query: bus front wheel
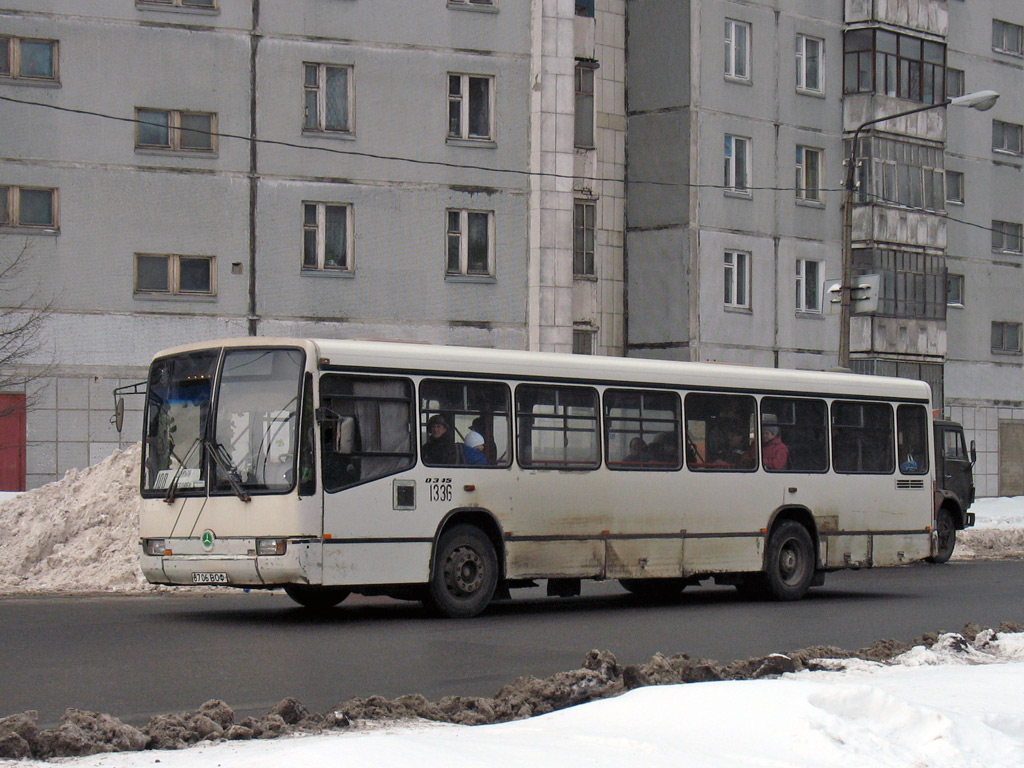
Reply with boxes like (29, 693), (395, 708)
(428, 525), (498, 619)
(763, 521), (815, 601)
(284, 584), (350, 610)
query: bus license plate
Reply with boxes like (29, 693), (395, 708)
(192, 572), (229, 584)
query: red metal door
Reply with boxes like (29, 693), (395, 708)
(0, 394), (26, 491)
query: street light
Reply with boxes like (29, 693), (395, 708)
(838, 90), (999, 369)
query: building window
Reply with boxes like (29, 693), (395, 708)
(448, 0), (494, 6)
(136, 109), (215, 152)
(135, 254), (215, 295)
(0, 185), (57, 229)
(724, 135), (750, 193)
(724, 19), (750, 80)
(574, 60), (597, 149)
(575, 0), (595, 17)
(993, 19), (1024, 56)
(946, 273), (964, 307)
(795, 34), (822, 92)
(946, 170), (964, 204)
(0, 36), (58, 82)
(795, 259), (821, 313)
(303, 64), (352, 134)
(852, 248), (946, 320)
(851, 135), (945, 212)
(572, 329), (595, 355)
(992, 322), (1022, 353)
(724, 250), (750, 309)
(993, 120), (1023, 155)
(795, 146), (822, 202)
(946, 67), (965, 98)
(447, 74), (493, 142)
(992, 221), (1023, 255)
(446, 209), (493, 276)
(573, 199), (596, 276)
(843, 29), (946, 105)
(137, 0), (217, 8)
(303, 202), (352, 272)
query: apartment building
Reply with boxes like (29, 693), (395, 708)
(0, 0), (627, 489)
(626, 0), (1023, 496)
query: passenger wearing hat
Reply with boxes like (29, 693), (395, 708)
(423, 414), (457, 465)
(462, 428), (488, 465)
(761, 413), (788, 470)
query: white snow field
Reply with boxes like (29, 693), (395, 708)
(0, 446), (1022, 767)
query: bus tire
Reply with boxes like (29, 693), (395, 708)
(428, 525), (498, 618)
(763, 521), (815, 601)
(926, 508), (956, 564)
(284, 584), (350, 610)
(619, 578), (688, 601)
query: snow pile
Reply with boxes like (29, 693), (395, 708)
(953, 495), (1024, 560)
(0, 444), (149, 593)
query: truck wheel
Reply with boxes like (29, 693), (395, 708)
(284, 584), (350, 609)
(763, 521), (815, 601)
(428, 525), (498, 618)
(926, 508), (956, 564)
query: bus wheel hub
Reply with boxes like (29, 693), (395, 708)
(446, 546), (483, 595)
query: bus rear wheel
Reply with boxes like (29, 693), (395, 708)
(926, 508), (956, 564)
(284, 584), (350, 609)
(763, 521), (815, 601)
(428, 525), (498, 619)
(619, 578), (688, 602)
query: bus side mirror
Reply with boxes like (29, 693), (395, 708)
(111, 397), (125, 433)
(970, 440), (977, 466)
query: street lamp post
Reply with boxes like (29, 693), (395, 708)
(838, 90), (999, 369)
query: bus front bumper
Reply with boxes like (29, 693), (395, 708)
(140, 538), (321, 587)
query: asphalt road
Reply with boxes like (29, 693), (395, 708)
(1, 559), (1021, 727)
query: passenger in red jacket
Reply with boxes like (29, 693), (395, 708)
(761, 414), (789, 471)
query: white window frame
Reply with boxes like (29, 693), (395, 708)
(574, 60), (597, 149)
(991, 321), (1022, 354)
(795, 258), (822, 313)
(0, 185), (58, 230)
(946, 273), (964, 308)
(724, 134), (751, 193)
(573, 199), (596, 277)
(302, 202), (353, 272)
(446, 208), (494, 277)
(134, 253), (216, 296)
(303, 63), (353, 134)
(993, 120), (1023, 156)
(724, 19), (751, 81)
(945, 170), (964, 205)
(795, 34), (822, 93)
(993, 19), (1024, 56)
(447, 73), (494, 142)
(0, 36), (59, 82)
(946, 68), (965, 99)
(795, 146), (822, 202)
(135, 108), (217, 152)
(724, 250), (750, 309)
(991, 220), (1023, 255)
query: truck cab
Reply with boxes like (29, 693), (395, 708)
(929, 419), (976, 563)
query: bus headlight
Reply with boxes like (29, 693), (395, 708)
(256, 538), (288, 556)
(143, 539), (166, 556)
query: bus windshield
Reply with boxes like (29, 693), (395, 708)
(142, 347), (306, 495)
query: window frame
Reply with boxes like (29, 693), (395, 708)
(724, 19), (751, 81)
(723, 250), (751, 309)
(302, 202), (353, 273)
(946, 273), (964, 307)
(0, 36), (59, 83)
(724, 134), (751, 194)
(795, 258), (822, 314)
(136, 0), (219, 10)
(446, 208), (495, 278)
(419, 378), (512, 469)
(991, 321), (1022, 354)
(135, 108), (217, 153)
(574, 60), (597, 149)
(993, 19), (1024, 56)
(831, 400), (895, 475)
(573, 199), (596, 277)
(945, 170), (964, 205)
(991, 220), (1023, 255)
(515, 384), (602, 471)
(447, 73), (495, 143)
(134, 253), (216, 297)
(795, 34), (823, 93)
(0, 185), (58, 230)
(843, 28), (946, 105)
(945, 67), (965, 99)
(302, 62), (354, 135)
(604, 388), (683, 471)
(795, 145), (823, 202)
(572, 328), (596, 355)
(992, 120), (1023, 156)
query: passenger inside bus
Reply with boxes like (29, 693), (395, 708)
(760, 413), (789, 470)
(422, 414), (458, 465)
(462, 428), (489, 465)
(624, 437), (649, 463)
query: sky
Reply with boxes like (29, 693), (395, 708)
(1, 451), (1023, 766)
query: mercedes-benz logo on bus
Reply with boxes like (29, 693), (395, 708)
(201, 530), (215, 551)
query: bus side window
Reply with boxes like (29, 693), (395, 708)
(760, 397), (828, 473)
(896, 404), (929, 475)
(516, 384), (601, 469)
(604, 388), (681, 470)
(831, 401), (894, 474)
(419, 379), (512, 468)
(684, 392), (757, 471)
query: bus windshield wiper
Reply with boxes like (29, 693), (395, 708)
(163, 438), (201, 504)
(205, 440), (252, 502)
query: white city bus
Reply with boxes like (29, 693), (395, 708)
(138, 337), (941, 617)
